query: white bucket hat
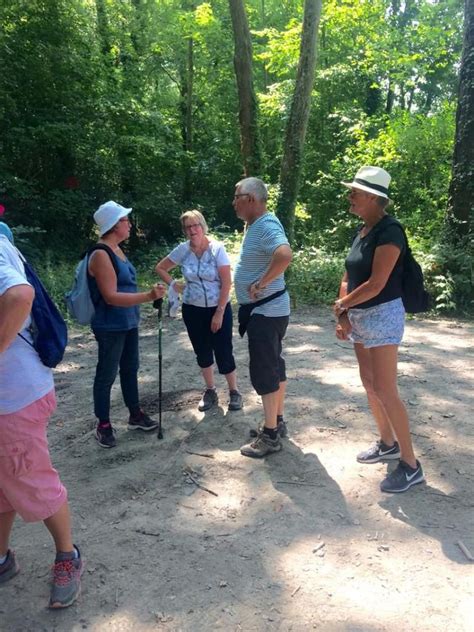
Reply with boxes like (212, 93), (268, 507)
(94, 201), (132, 237)
(342, 166), (391, 199)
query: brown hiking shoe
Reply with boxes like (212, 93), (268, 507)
(240, 432), (282, 458)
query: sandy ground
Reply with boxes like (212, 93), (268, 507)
(2, 305), (473, 631)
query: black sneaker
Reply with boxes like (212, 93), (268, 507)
(198, 388), (218, 412)
(128, 410), (159, 432)
(357, 440), (400, 464)
(380, 460), (425, 493)
(228, 390), (243, 411)
(95, 423), (116, 448)
(249, 419), (288, 439)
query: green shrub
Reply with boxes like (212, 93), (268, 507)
(288, 246), (345, 305)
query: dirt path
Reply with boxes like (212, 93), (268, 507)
(3, 306), (473, 631)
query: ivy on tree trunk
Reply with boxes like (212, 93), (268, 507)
(447, 0), (473, 237)
(276, 0), (322, 243)
(228, 0), (262, 177)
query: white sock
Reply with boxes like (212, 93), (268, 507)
(0, 553), (7, 564)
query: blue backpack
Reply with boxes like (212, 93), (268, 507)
(66, 244), (118, 325)
(17, 255), (68, 368)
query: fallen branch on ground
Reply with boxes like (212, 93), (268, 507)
(135, 529), (161, 537)
(185, 449), (215, 458)
(276, 480), (320, 487)
(183, 469), (218, 497)
(457, 540), (474, 562)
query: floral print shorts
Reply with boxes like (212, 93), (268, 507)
(348, 298), (405, 348)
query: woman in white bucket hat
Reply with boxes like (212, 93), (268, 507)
(88, 201), (165, 448)
(333, 167), (424, 493)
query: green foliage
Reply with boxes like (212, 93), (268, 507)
(423, 231), (474, 313)
(288, 246), (345, 305)
(0, 0), (468, 312)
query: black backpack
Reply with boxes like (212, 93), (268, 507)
(377, 218), (431, 314)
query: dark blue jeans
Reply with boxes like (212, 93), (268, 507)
(93, 328), (140, 421)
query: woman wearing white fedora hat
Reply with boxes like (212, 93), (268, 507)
(334, 166), (424, 493)
(88, 201), (166, 448)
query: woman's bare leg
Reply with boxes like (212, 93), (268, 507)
(0, 511), (16, 556)
(370, 345), (417, 467)
(354, 343), (396, 445)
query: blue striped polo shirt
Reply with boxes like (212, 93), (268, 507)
(234, 212), (290, 317)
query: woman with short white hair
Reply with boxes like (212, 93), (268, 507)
(334, 166), (424, 493)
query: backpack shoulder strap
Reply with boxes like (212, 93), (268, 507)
(87, 244), (119, 275)
(372, 216), (409, 251)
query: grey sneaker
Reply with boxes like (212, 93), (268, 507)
(228, 390), (243, 411)
(380, 460), (424, 493)
(0, 550), (20, 584)
(249, 420), (288, 439)
(240, 432), (282, 458)
(357, 440), (400, 464)
(198, 388), (218, 412)
(49, 546), (83, 609)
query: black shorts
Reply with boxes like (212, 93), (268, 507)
(247, 314), (289, 395)
(182, 303), (236, 375)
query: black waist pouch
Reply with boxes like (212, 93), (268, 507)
(238, 288), (287, 337)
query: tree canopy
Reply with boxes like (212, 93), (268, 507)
(0, 0), (470, 309)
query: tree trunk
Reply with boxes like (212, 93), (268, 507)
(180, 36), (194, 202)
(447, 0), (474, 236)
(276, 0), (322, 242)
(385, 79), (395, 114)
(228, 0), (262, 176)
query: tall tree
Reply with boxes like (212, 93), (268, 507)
(276, 0), (322, 242)
(228, 0), (262, 176)
(447, 0), (473, 236)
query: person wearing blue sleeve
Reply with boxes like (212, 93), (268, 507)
(0, 204), (14, 244)
(233, 178), (292, 458)
(334, 166), (424, 493)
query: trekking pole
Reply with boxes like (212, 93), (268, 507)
(153, 298), (163, 439)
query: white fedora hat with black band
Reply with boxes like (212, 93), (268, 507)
(342, 166), (391, 199)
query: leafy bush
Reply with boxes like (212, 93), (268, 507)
(288, 246), (345, 305)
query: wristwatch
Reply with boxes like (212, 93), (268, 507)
(335, 299), (346, 312)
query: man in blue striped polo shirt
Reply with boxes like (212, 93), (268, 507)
(233, 177), (292, 458)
